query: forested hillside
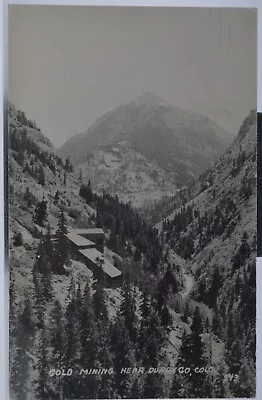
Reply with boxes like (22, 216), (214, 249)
(59, 93), (231, 207)
(158, 109), (257, 397)
(9, 104), (256, 399)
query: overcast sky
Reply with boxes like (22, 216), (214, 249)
(8, 5), (257, 147)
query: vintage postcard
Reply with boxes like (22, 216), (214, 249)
(8, 5), (257, 399)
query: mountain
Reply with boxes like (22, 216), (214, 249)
(76, 144), (178, 208)
(9, 103), (256, 399)
(59, 93), (232, 203)
(8, 102), (53, 149)
(8, 104), (182, 399)
(156, 109), (256, 228)
(157, 109), (256, 397)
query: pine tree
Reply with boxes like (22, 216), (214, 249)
(67, 276), (76, 303)
(213, 363), (228, 398)
(209, 265), (223, 309)
(226, 312), (236, 349)
(129, 378), (141, 399)
(65, 157), (71, 172)
(111, 316), (135, 398)
(63, 172), (67, 186)
(79, 168), (82, 183)
(93, 278), (108, 321)
(120, 278), (138, 342)
(54, 211), (69, 274)
(233, 361), (255, 398)
(227, 338), (242, 375)
(181, 301), (189, 323)
(24, 186), (33, 207)
(97, 327), (115, 399)
(13, 231), (23, 247)
(160, 304), (173, 332)
(50, 300), (65, 364)
(142, 310), (165, 369)
(64, 299), (81, 369)
(138, 291), (152, 355)
(10, 297), (34, 400)
(33, 240), (53, 301)
(33, 259), (45, 328)
(38, 165), (45, 186)
(33, 200), (47, 226)
(42, 258), (53, 300)
(177, 307), (206, 396)
(10, 325), (31, 400)
(212, 310), (224, 339)
(205, 316), (210, 333)
(43, 224), (55, 271)
(143, 373), (165, 399)
(170, 371), (189, 399)
(79, 283), (96, 363)
(35, 326), (51, 399)
(20, 296), (35, 335)
(54, 190), (59, 204)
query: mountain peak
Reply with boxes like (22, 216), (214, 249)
(134, 92), (167, 105)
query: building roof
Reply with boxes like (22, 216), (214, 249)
(73, 228), (104, 236)
(66, 232), (95, 247)
(79, 248), (122, 278)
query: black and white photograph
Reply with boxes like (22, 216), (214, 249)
(8, 5), (257, 399)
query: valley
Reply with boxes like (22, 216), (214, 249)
(59, 93), (232, 207)
(8, 102), (256, 399)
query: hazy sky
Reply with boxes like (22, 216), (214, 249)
(8, 5), (257, 147)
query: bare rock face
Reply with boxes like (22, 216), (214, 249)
(59, 93), (232, 203)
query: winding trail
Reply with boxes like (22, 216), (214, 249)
(181, 272), (195, 299)
(168, 249), (195, 298)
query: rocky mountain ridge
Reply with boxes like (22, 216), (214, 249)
(59, 93), (232, 203)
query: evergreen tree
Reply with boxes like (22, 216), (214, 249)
(141, 310), (165, 369)
(129, 378), (142, 399)
(170, 371), (189, 399)
(233, 361), (255, 398)
(20, 296), (35, 335)
(43, 224), (54, 267)
(227, 338), (242, 375)
(10, 324), (31, 400)
(54, 190), (59, 205)
(138, 291), (152, 355)
(160, 304), (173, 332)
(33, 200), (47, 226)
(177, 307), (206, 396)
(79, 284), (95, 364)
(64, 299), (81, 369)
(212, 310), (224, 339)
(92, 278), (108, 321)
(42, 258), (53, 300)
(181, 301), (189, 323)
(79, 169), (82, 183)
(213, 363), (228, 398)
(143, 373), (165, 399)
(50, 300), (65, 364)
(96, 323), (115, 399)
(33, 240), (53, 301)
(24, 186), (33, 207)
(120, 278), (138, 342)
(208, 265), (223, 308)
(54, 211), (69, 274)
(35, 326), (50, 400)
(13, 231), (23, 247)
(111, 316), (135, 398)
(65, 157), (71, 172)
(10, 295), (36, 400)
(38, 166), (45, 186)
